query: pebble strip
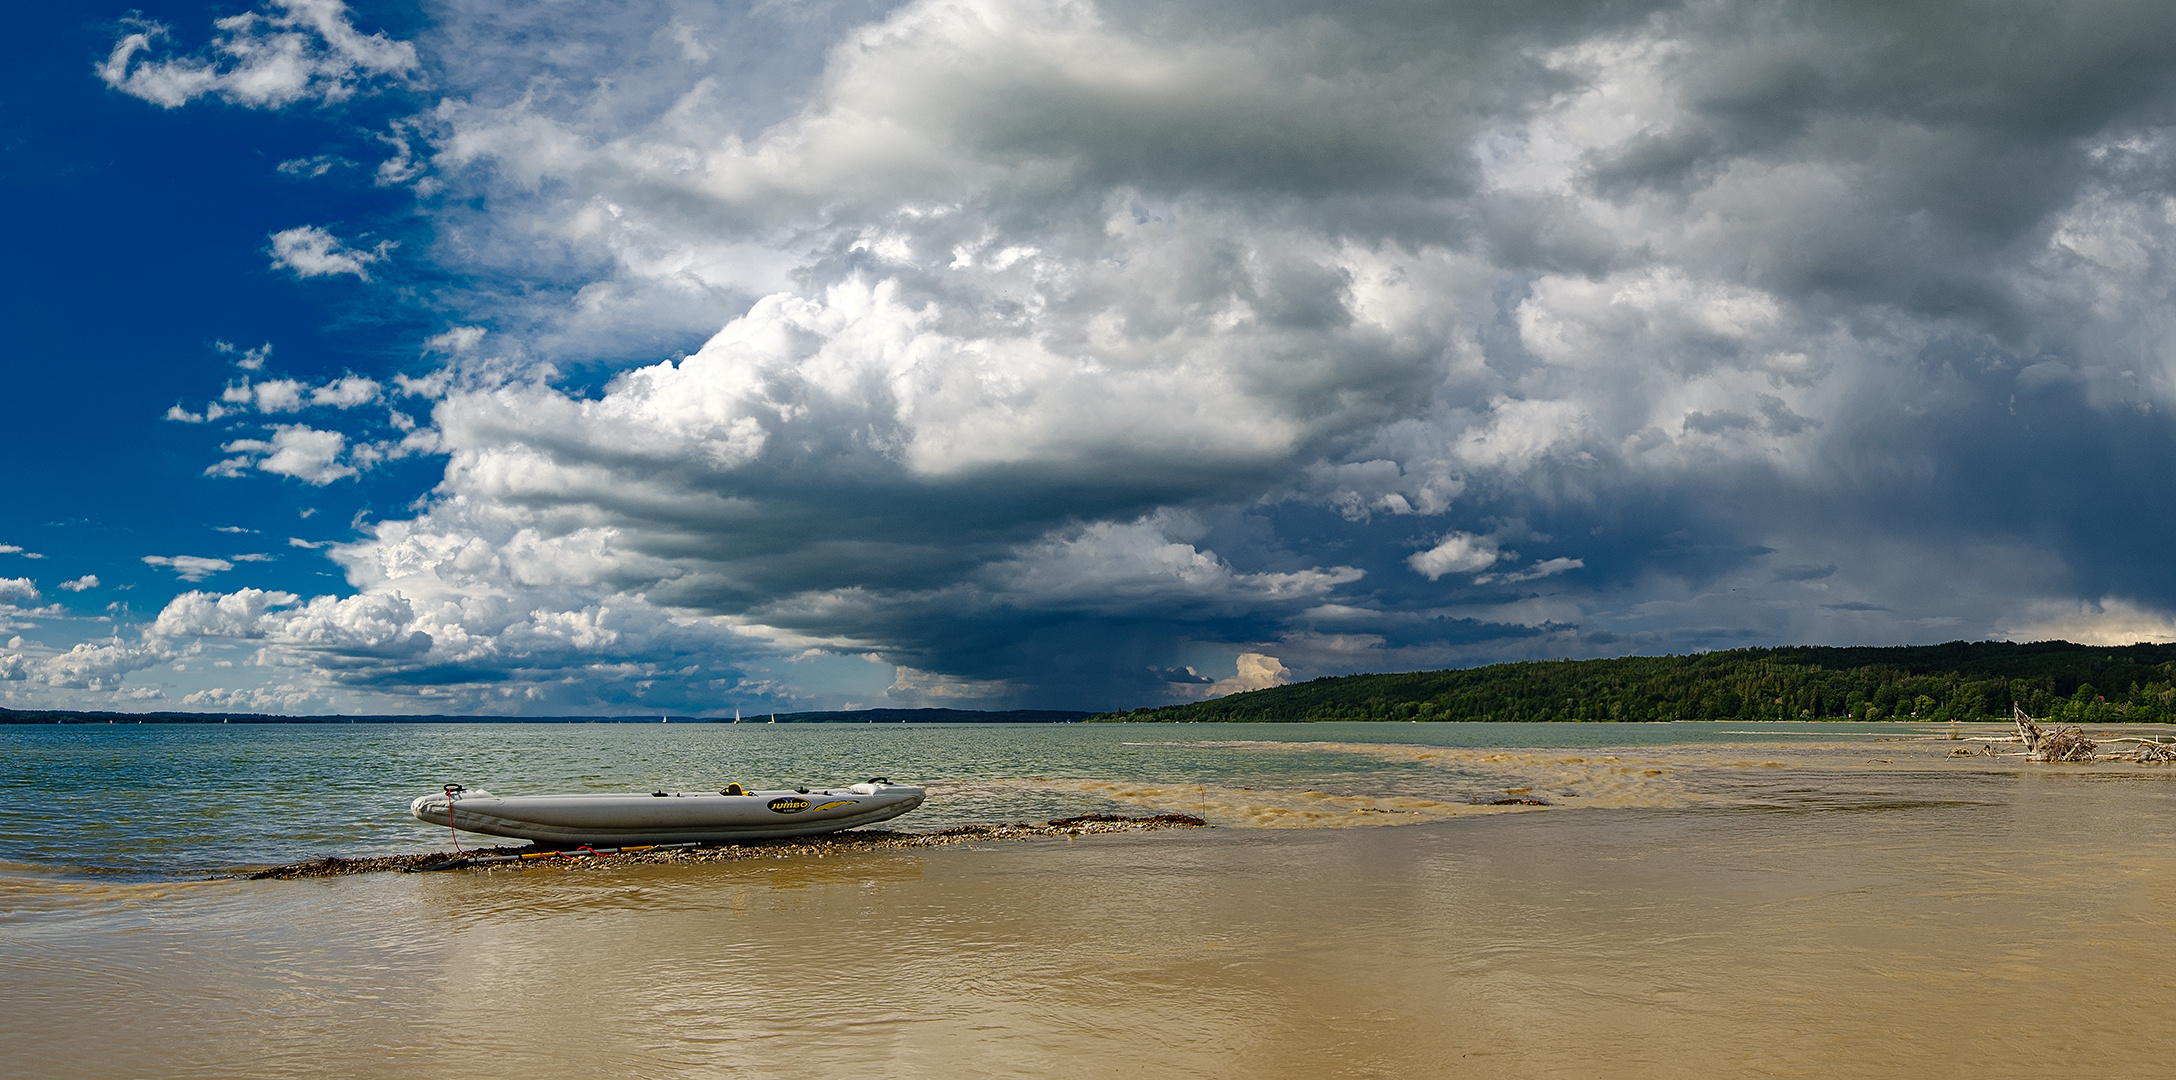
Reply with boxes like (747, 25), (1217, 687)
(247, 814), (1210, 879)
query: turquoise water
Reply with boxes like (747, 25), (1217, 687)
(0, 720), (1960, 876)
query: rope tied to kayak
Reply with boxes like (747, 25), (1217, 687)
(442, 783), (465, 853)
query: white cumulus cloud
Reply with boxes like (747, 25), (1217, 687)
(1205, 652), (1291, 698)
(142, 556), (235, 582)
(1408, 533), (1501, 581)
(98, 0), (417, 110)
(209, 425), (356, 484)
(38, 640), (166, 691)
(268, 225), (392, 280)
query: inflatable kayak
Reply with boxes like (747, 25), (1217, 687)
(410, 779), (925, 845)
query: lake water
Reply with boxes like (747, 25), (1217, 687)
(0, 719), (1987, 876)
(6, 721), (2175, 1077)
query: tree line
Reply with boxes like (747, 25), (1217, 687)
(1095, 641), (2176, 724)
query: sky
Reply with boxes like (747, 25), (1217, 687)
(5, 0), (2176, 716)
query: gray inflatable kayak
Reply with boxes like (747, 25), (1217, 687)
(410, 780), (925, 845)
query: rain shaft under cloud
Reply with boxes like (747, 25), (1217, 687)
(9, 0), (2176, 713)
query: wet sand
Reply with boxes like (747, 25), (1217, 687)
(245, 814), (1210, 878)
(6, 744), (2176, 1078)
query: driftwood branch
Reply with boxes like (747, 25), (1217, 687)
(1940, 707), (2175, 762)
(2014, 709), (2099, 762)
(1999, 705), (2174, 762)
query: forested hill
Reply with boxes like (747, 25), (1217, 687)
(1095, 641), (2176, 724)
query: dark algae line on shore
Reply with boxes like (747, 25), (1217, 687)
(1099, 641), (2176, 724)
(248, 815), (1210, 879)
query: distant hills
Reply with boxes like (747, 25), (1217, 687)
(0, 707), (1090, 725)
(1092, 641), (2176, 724)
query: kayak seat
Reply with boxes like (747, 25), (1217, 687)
(721, 783), (748, 796)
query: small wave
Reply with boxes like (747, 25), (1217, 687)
(0, 865), (226, 923)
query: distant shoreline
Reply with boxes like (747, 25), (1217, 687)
(0, 706), (1091, 725)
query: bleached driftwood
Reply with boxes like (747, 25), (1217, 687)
(2091, 735), (2176, 763)
(1919, 705), (2174, 762)
(1993, 706), (2173, 762)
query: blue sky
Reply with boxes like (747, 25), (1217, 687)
(6, 0), (2176, 715)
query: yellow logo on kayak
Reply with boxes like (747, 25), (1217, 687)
(812, 800), (859, 812)
(767, 797), (811, 814)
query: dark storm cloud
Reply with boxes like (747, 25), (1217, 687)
(1773, 564), (1838, 583)
(51, 0), (2176, 712)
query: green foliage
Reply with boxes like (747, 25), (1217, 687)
(1093, 641), (2176, 724)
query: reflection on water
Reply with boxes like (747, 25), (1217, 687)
(7, 734), (2176, 1078)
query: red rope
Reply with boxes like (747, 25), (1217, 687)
(443, 784), (464, 853)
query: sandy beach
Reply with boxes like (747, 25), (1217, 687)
(8, 738), (2176, 1079)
